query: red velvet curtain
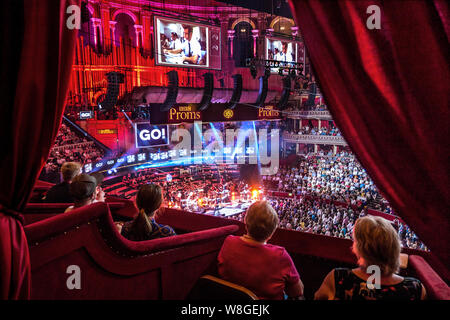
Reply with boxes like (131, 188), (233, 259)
(289, 0), (449, 275)
(0, 0), (79, 299)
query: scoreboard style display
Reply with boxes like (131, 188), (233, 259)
(79, 110), (94, 120)
(135, 122), (169, 148)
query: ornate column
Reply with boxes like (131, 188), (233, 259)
(91, 18), (102, 47)
(134, 25), (143, 47)
(109, 21), (117, 46)
(251, 29), (259, 57)
(227, 30), (235, 58)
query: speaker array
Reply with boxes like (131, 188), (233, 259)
(160, 70), (179, 112)
(277, 76), (291, 110)
(198, 73), (214, 111)
(254, 76), (268, 107)
(228, 74), (242, 110)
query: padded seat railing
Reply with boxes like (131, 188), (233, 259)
(23, 196), (138, 225)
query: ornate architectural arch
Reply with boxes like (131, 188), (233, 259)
(231, 17), (256, 30)
(112, 9), (138, 23)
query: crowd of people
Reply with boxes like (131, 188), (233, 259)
(293, 125), (341, 136)
(226, 195), (426, 251)
(272, 197), (425, 250)
(43, 161), (427, 300)
(263, 152), (381, 209)
(108, 151), (425, 250)
(41, 123), (105, 182)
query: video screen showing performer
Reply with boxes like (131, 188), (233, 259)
(266, 38), (297, 73)
(156, 17), (208, 67)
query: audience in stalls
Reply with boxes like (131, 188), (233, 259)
(42, 123), (105, 180)
(65, 173), (98, 212)
(264, 197), (427, 251)
(262, 152), (378, 208)
(107, 158), (425, 250)
(218, 201), (304, 300)
(314, 216), (426, 300)
(117, 184), (176, 241)
(44, 162), (81, 203)
(52, 123), (86, 146)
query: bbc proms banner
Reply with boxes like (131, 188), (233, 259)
(135, 123), (169, 148)
(149, 104), (281, 125)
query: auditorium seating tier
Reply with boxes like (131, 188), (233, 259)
(24, 182), (449, 299)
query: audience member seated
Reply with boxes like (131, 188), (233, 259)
(314, 216), (426, 300)
(65, 174), (98, 212)
(217, 201), (304, 300)
(44, 162), (81, 203)
(118, 184), (176, 241)
(90, 172), (105, 203)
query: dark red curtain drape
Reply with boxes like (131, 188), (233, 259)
(289, 0), (449, 276)
(0, 0), (79, 299)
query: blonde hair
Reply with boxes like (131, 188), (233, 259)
(245, 201), (279, 242)
(352, 216), (401, 276)
(61, 162), (81, 182)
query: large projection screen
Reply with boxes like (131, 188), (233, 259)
(154, 16), (221, 70)
(265, 37), (299, 74)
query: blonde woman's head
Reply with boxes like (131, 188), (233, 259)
(245, 201), (279, 242)
(352, 215), (401, 276)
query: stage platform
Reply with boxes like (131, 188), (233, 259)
(204, 201), (252, 217)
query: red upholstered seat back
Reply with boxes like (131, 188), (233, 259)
(25, 202), (239, 299)
(408, 255), (450, 300)
(23, 196), (137, 225)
